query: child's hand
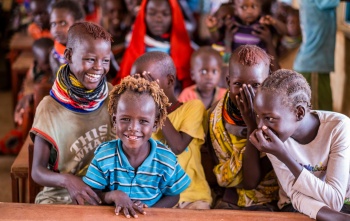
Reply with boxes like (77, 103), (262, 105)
(140, 71), (160, 84)
(109, 191), (146, 218)
(235, 84), (256, 131)
(14, 94), (33, 125)
(249, 126), (285, 157)
(224, 16), (238, 48)
(259, 15), (276, 26)
(252, 24), (272, 45)
(64, 174), (102, 205)
(205, 15), (218, 29)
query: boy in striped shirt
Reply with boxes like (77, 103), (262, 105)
(83, 75), (190, 218)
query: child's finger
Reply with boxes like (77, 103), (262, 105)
(235, 95), (243, 111)
(239, 87), (248, 107)
(115, 206), (121, 215)
(262, 126), (278, 142)
(133, 203), (146, 215)
(123, 207), (131, 218)
(247, 84), (255, 99)
(242, 84), (253, 108)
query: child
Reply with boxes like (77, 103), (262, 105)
(207, 0), (283, 71)
(114, 0), (194, 92)
(27, 0), (52, 40)
(208, 45), (279, 210)
(101, 0), (128, 81)
(49, 0), (85, 78)
(178, 46), (226, 109)
(251, 69), (350, 220)
(14, 37), (54, 127)
(131, 51), (212, 209)
(30, 22), (115, 204)
(278, 8), (302, 69)
(83, 75), (191, 218)
(293, 0), (339, 111)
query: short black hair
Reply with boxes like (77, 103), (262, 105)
(50, 0), (85, 21)
(191, 46), (222, 68)
(260, 69), (311, 110)
(33, 37), (54, 50)
(131, 51), (176, 77)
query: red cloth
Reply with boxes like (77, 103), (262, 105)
(113, 0), (194, 88)
(27, 23), (52, 40)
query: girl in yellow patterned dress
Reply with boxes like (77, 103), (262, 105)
(208, 45), (279, 210)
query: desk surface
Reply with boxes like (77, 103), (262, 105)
(11, 136), (31, 176)
(0, 203), (312, 221)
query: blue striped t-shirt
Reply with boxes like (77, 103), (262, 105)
(83, 138), (191, 207)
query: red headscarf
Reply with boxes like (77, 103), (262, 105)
(112, 0), (194, 88)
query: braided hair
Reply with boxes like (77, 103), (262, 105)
(261, 69), (312, 110)
(108, 74), (170, 129)
(229, 45), (272, 75)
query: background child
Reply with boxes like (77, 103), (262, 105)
(207, 0), (282, 71)
(114, 0), (194, 92)
(30, 22), (115, 205)
(100, 0), (128, 82)
(14, 37), (54, 128)
(27, 0), (52, 40)
(293, 0), (339, 111)
(178, 46), (226, 109)
(131, 51), (212, 209)
(83, 75), (190, 218)
(49, 0), (85, 77)
(251, 69), (350, 220)
(208, 45), (279, 210)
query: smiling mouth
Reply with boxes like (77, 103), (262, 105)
(85, 73), (102, 82)
(124, 134), (142, 141)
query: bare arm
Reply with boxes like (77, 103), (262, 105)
(237, 85), (273, 189)
(152, 195), (179, 208)
(161, 118), (193, 155)
(316, 206), (350, 221)
(31, 135), (101, 205)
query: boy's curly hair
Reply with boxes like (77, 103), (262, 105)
(108, 74), (170, 128)
(261, 69), (311, 110)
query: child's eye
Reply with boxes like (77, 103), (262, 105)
(59, 21), (67, 26)
(103, 59), (110, 64)
(213, 70), (218, 75)
(241, 6), (247, 10)
(234, 82), (242, 87)
(265, 117), (274, 122)
(200, 69), (208, 75)
(121, 118), (130, 122)
(252, 83), (261, 88)
(50, 22), (56, 28)
(140, 120), (149, 124)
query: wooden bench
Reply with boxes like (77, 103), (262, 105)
(0, 203), (313, 221)
(10, 136), (31, 203)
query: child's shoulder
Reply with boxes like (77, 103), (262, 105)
(151, 139), (178, 163)
(94, 140), (118, 156)
(316, 110), (350, 125)
(182, 99), (206, 111)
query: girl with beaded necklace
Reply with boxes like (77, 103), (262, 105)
(30, 22), (115, 205)
(208, 45), (279, 210)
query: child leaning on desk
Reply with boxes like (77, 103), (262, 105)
(83, 75), (191, 218)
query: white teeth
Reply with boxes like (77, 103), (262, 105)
(126, 135), (139, 140)
(86, 73), (101, 82)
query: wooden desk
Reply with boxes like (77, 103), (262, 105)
(10, 136), (31, 203)
(8, 32), (34, 63)
(0, 203), (312, 221)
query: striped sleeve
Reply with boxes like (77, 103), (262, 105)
(160, 161), (191, 196)
(83, 156), (108, 190)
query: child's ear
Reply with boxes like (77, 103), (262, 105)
(167, 74), (175, 87)
(153, 119), (159, 132)
(226, 75), (230, 88)
(295, 105), (305, 121)
(64, 48), (72, 63)
(190, 70), (195, 81)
